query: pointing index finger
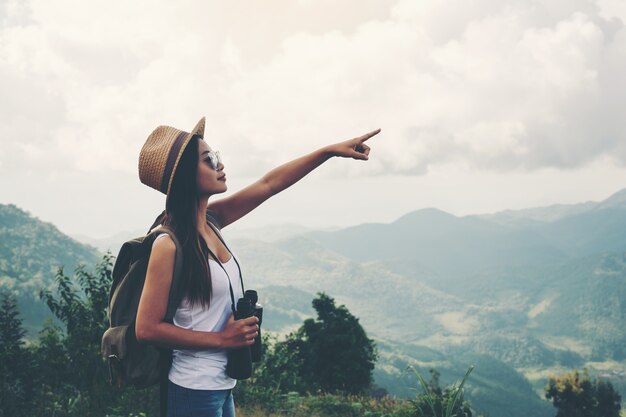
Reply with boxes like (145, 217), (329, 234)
(359, 128), (382, 142)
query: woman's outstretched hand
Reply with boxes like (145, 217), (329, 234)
(328, 128), (381, 160)
(221, 313), (259, 349)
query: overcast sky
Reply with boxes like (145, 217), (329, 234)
(1, 0), (626, 238)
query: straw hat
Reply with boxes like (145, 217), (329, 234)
(138, 117), (206, 195)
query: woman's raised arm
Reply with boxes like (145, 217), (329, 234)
(207, 128), (381, 228)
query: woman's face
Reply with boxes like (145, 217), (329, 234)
(196, 138), (227, 196)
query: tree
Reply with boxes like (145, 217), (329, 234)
(39, 258), (112, 392)
(545, 369), (621, 417)
(31, 254), (159, 417)
(0, 291), (30, 417)
(268, 292), (378, 395)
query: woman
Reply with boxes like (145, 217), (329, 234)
(135, 117), (380, 417)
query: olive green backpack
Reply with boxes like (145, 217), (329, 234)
(101, 225), (184, 389)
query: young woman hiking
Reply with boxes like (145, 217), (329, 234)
(134, 117), (380, 417)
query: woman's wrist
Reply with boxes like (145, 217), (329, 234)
(197, 330), (226, 349)
(319, 144), (337, 159)
(213, 331), (226, 349)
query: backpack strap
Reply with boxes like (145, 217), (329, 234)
(205, 209), (222, 230)
(145, 226), (183, 417)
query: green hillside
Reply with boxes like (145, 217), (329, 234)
(0, 204), (100, 333)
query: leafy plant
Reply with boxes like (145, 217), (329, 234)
(409, 366), (474, 417)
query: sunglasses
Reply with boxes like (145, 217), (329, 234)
(203, 150), (222, 170)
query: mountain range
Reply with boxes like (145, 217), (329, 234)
(2, 189), (626, 417)
(230, 188), (626, 416)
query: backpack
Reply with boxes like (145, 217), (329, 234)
(101, 226), (184, 388)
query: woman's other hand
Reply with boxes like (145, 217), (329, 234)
(327, 128), (381, 160)
(220, 313), (259, 348)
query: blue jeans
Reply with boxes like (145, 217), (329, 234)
(167, 380), (235, 417)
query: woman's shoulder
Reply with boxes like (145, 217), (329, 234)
(151, 233), (176, 255)
(147, 233), (177, 282)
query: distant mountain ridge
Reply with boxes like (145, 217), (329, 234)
(72, 188), (626, 250)
(480, 188), (626, 224)
(73, 228), (145, 253)
(306, 188), (626, 281)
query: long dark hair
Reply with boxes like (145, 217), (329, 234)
(150, 135), (212, 307)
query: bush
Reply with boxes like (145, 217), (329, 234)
(545, 369), (621, 417)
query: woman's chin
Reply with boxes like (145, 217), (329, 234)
(201, 184), (227, 196)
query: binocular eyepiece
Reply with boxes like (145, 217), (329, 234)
(226, 289), (263, 379)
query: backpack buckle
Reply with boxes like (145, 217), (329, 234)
(108, 354), (123, 387)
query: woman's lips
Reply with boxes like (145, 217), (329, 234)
(218, 175), (226, 181)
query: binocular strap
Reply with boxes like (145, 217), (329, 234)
(205, 221), (245, 314)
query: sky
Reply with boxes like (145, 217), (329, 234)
(1, 0), (626, 238)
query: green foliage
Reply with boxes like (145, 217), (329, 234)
(5, 254), (160, 417)
(38, 256), (113, 394)
(255, 292), (377, 395)
(545, 369), (622, 417)
(252, 332), (307, 394)
(235, 366), (479, 417)
(234, 294), (404, 415)
(410, 367), (474, 417)
(0, 291), (31, 417)
(0, 291), (26, 350)
(298, 292), (377, 394)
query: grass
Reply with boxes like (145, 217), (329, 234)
(236, 392), (415, 417)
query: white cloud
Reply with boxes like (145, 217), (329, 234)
(1, 0), (626, 235)
(214, 0), (626, 175)
(597, 0), (626, 22)
(3, 0), (624, 177)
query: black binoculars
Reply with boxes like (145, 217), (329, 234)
(225, 289), (263, 379)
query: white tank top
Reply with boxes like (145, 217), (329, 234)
(154, 234), (244, 390)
